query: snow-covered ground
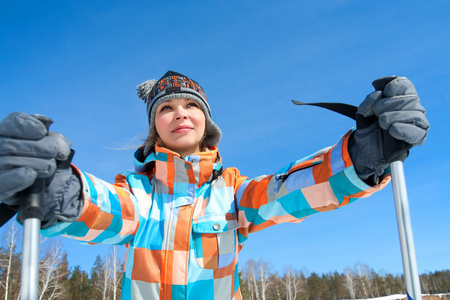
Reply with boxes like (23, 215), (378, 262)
(347, 294), (450, 300)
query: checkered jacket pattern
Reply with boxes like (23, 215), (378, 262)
(42, 131), (389, 299)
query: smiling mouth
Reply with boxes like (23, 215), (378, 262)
(172, 126), (193, 133)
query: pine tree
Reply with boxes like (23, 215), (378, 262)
(55, 253), (71, 299)
(89, 255), (104, 300)
(69, 265), (91, 300)
(306, 272), (327, 300)
(325, 271), (346, 300)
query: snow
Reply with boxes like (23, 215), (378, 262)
(346, 294), (450, 300)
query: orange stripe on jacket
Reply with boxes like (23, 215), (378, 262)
(341, 133), (353, 168)
(167, 155), (175, 195)
(239, 175), (271, 209)
(202, 234), (219, 269)
(198, 153), (215, 186)
(313, 153), (332, 184)
(162, 250), (175, 285)
(186, 162), (197, 184)
(288, 158), (320, 173)
(174, 206), (193, 251)
(131, 248), (162, 283)
(90, 210), (114, 230)
(78, 202), (100, 229)
(115, 186), (135, 221)
(114, 173), (131, 189)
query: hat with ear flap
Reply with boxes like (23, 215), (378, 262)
(137, 70), (222, 152)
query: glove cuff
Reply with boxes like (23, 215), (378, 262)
(41, 167), (83, 229)
(348, 130), (388, 184)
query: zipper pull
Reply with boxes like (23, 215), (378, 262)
(274, 174), (288, 193)
(275, 174), (289, 182)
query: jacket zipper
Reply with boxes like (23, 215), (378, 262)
(274, 161), (323, 192)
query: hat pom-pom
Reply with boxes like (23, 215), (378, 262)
(137, 79), (157, 103)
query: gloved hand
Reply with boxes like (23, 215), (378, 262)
(348, 76), (429, 184)
(0, 112), (83, 228)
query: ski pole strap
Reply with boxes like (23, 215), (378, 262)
(291, 100), (357, 120)
(291, 100), (411, 164)
(0, 204), (18, 227)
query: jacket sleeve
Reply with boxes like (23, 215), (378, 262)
(41, 168), (141, 246)
(232, 131), (390, 245)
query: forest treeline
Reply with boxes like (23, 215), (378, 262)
(1, 223), (449, 300)
(239, 259), (450, 300)
(0, 223), (122, 300)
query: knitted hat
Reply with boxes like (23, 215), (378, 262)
(137, 71), (222, 150)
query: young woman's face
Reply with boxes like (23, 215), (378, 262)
(155, 98), (206, 157)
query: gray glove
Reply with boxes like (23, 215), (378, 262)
(348, 76), (429, 184)
(0, 112), (83, 228)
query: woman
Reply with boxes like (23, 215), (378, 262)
(0, 71), (429, 299)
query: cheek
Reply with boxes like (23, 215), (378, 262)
(194, 112), (206, 130)
(155, 115), (171, 135)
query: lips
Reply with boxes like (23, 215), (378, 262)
(172, 125), (193, 133)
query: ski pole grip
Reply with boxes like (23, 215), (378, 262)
(382, 131), (412, 164)
(371, 76), (413, 164)
(18, 115), (53, 222)
(57, 149), (75, 169)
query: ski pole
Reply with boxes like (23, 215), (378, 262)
(18, 115), (53, 300)
(292, 79), (423, 299)
(390, 161), (422, 300)
(373, 76), (423, 300)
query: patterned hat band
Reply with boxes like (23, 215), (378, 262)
(136, 71), (222, 150)
(148, 72), (207, 101)
(147, 86), (211, 119)
(137, 71), (211, 117)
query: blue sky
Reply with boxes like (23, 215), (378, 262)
(1, 0), (449, 276)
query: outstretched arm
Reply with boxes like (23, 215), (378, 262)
(229, 132), (389, 245)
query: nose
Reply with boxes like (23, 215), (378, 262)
(174, 106), (188, 120)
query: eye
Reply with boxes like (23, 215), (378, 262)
(158, 104), (172, 112)
(187, 102), (200, 108)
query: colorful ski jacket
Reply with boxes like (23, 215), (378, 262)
(42, 131), (389, 300)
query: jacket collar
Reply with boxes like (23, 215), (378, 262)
(134, 143), (222, 187)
